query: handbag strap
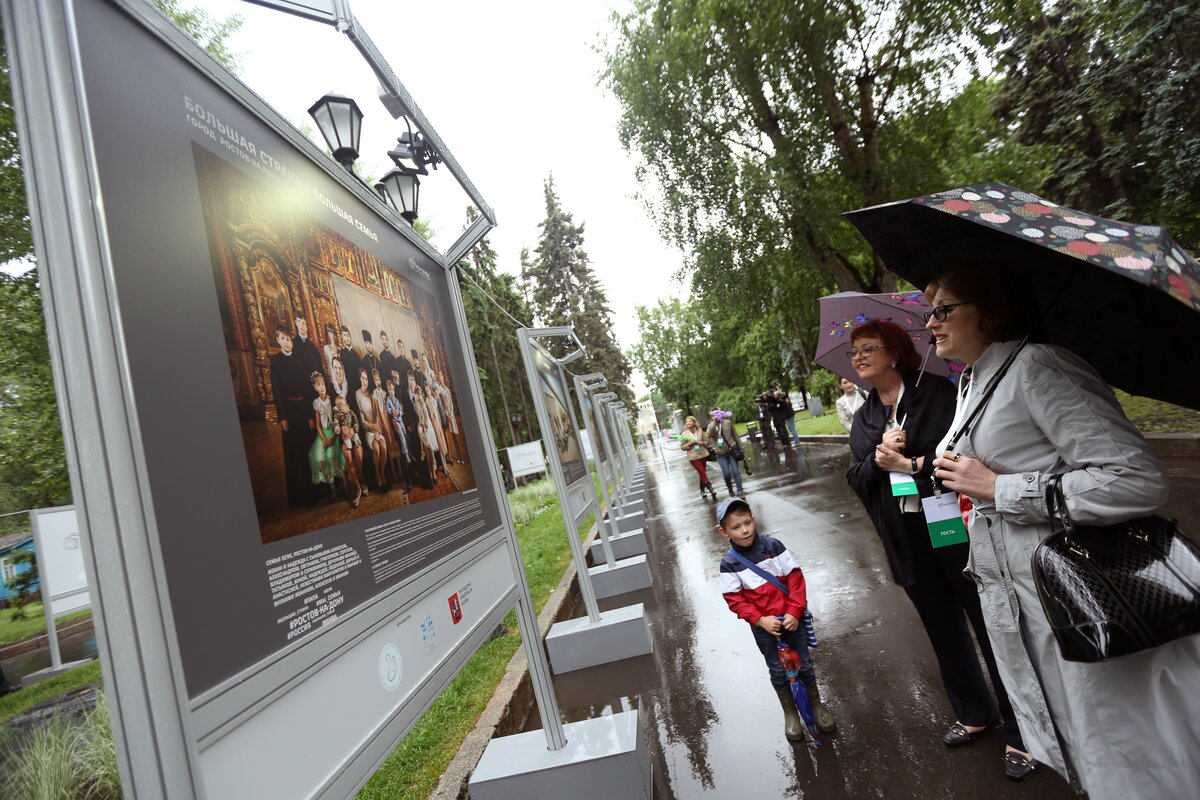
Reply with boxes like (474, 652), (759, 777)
(1045, 475), (1077, 544)
(945, 336), (1029, 454)
(726, 547), (790, 595)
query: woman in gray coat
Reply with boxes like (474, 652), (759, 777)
(924, 264), (1200, 798)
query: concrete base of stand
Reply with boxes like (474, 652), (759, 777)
(21, 658), (93, 687)
(615, 498), (645, 517)
(545, 603), (653, 673)
(588, 555), (652, 598)
(469, 710), (651, 800)
(613, 511), (646, 533)
(589, 529), (647, 564)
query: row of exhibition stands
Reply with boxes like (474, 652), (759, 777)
(467, 328), (656, 799)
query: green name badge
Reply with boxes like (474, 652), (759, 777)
(890, 471), (918, 497)
(921, 492), (968, 548)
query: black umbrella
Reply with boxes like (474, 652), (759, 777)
(844, 183), (1200, 410)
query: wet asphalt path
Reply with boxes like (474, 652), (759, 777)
(530, 441), (1083, 799)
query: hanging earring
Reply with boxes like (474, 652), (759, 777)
(891, 361), (897, 369)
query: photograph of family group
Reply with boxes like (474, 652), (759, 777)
(194, 144), (476, 544)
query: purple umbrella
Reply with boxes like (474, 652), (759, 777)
(816, 291), (965, 386)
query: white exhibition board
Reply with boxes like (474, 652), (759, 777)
(579, 429), (594, 461)
(30, 506), (90, 617)
(0, 0), (561, 795)
(507, 440), (547, 479)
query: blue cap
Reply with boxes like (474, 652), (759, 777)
(716, 496), (750, 524)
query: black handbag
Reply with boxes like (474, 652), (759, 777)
(1032, 475), (1200, 662)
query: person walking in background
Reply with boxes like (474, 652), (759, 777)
(775, 390), (799, 445)
(924, 263), (1200, 794)
(755, 393), (776, 447)
(681, 415), (718, 500)
(706, 408), (745, 497)
(768, 391), (790, 446)
(836, 377), (867, 434)
(846, 319), (1029, 779)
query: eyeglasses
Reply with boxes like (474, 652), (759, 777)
(847, 344), (885, 360)
(922, 302), (973, 322)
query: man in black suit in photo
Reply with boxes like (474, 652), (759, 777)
(270, 326), (315, 508)
(338, 325), (362, 395)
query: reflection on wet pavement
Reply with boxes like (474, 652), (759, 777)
(529, 440), (1084, 799)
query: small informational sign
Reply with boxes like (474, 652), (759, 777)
(29, 507), (89, 617)
(507, 440), (547, 478)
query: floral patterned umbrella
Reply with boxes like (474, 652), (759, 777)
(815, 291), (965, 387)
(844, 183), (1200, 409)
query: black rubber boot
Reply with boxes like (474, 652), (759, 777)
(776, 690), (804, 742)
(805, 680), (837, 733)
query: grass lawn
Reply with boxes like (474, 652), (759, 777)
(734, 410), (845, 438)
(0, 660), (103, 725)
(0, 603), (92, 648)
(1117, 391), (1200, 434)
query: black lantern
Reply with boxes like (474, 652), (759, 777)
(380, 168), (420, 224)
(307, 93), (364, 169)
(373, 181), (396, 212)
(386, 117), (441, 176)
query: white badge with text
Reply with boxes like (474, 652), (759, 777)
(922, 491), (969, 548)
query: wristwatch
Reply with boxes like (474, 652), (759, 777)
(910, 457), (919, 475)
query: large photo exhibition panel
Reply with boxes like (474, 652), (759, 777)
(74, 0), (504, 697)
(529, 346), (588, 488)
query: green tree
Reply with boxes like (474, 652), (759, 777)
(4, 549), (37, 621)
(522, 176), (634, 403)
(457, 209), (536, 449)
(0, 2), (243, 531)
(604, 0), (1008, 296)
(603, 0), (1040, 394)
(994, 0), (1200, 248)
(150, 0), (243, 72)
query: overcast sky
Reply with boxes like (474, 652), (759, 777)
(190, 0), (685, 392)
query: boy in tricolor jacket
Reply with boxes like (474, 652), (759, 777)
(717, 496), (836, 740)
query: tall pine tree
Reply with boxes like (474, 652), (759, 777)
(522, 176), (633, 403)
(457, 208), (536, 449)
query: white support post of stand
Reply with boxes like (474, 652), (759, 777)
(516, 330), (651, 670)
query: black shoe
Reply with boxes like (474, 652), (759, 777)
(942, 722), (991, 748)
(1004, 752), (1037, 781)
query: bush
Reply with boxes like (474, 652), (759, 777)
(807, 368), (841, 407)
(713, 386), (757, 422)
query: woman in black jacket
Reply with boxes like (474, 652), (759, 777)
(845, 320), (1028, 778)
